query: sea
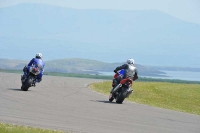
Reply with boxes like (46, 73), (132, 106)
(99, 70), (200, 81)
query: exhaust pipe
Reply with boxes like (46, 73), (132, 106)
(112, 84), (122, 93)
(126, 88), (133, 98)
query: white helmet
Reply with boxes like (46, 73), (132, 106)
(127, 58), (134, 64)
(36, 53), (42, 59)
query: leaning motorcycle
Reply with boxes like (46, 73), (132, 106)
(21, 65), (41, 91)
(109, 69), (133, 103)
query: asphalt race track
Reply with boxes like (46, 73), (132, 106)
(0, 72), (200, 133)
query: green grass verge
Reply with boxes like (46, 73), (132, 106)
(89, 81), (200, 115)
(0, 123), (64, 133)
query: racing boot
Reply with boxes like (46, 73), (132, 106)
(21, 74), (26, 83)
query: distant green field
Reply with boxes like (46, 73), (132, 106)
(90, 81), (200, 115)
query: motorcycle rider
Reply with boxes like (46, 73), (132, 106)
(110, 58), (138, 94)
(22, 53), (45, 83)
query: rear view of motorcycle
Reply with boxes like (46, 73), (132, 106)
(21, 65), (41, 91)
(109, 69), (134, 104)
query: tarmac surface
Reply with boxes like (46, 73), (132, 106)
(0, 72), (199, 133)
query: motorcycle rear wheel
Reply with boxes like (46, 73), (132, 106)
(21, 78), (33, 91)
(116, 88), (127, 104)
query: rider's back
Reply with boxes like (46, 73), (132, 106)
(28, 58), (45, 71)
(124, 64), (137, 79)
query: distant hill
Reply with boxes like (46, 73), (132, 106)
(0, 58), (165, 76)
(0, 3), (200, 67)
(1, 58), (200, 77)
(0, 59), (27, 69)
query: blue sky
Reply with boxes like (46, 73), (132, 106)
(0, 0), (200, 67)
(0, 0), (200, 24)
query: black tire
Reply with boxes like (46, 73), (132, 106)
(21, 78), (33, 91)
(116, 88), (128, 104)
